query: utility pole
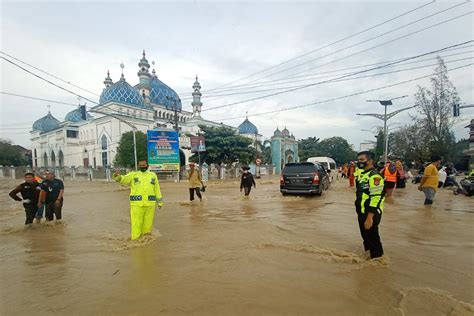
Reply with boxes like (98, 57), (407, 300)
(166, 96), (180, 132)
(358, 95), (412, 163)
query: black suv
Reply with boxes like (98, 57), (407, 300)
(280, 162), (330, 196)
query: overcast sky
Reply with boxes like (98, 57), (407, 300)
(1, 0), (473, 149)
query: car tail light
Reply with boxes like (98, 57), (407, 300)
(312, 173), (320, 184)
(280, 175), (284, 185)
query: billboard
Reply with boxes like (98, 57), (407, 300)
(190, 135), (206, 153)
(147, 130), (180, 172)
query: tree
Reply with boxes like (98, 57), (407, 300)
(0, 139), (27, 166)
(114, 131), (147, 168)
(388, 124), (431, 163)
(318, 137), (357, 164)
(262, 141), (272, 164)
(374, 129), (384, 160)
(413, 57), (460, 158)
(190, 125), (254, 165)
(299, 137), (321, 161)
(451, 139), (469, 170)
(298, 136), (357, 164)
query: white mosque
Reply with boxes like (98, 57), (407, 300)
(30, 51), (262, 170)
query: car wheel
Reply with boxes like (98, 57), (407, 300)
(315, 189), (323, 196)
(281, 192), (288, 196)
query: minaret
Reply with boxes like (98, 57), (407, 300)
(137, 49), (151, 101)
(191, 75), (203, 117)
(103, 70), (113, 88)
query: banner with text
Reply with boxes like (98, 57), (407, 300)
(147, 130), (180, 172)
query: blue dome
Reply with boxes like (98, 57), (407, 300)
(65, 107), (93, 122)
(149, 77), (182, 111)
(32, 112), (60, 132)
(238, 118), (258, 135)
(99, 77), (145, 107)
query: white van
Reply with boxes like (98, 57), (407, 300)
(307, 157), (337, 181)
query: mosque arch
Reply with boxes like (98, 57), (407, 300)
(43, 152), (48, 167)
(51, 150), (56, 167)
(58, 150), (64, 167)
(33, 149), (38, 167)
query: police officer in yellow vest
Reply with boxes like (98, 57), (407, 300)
(355, 151), (385, 259)
(113, 160), (164, 240)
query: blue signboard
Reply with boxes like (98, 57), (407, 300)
(147, 130), (180, 171)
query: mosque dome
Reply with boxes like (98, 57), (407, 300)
(32, 112), (60, 132)
(99, 76), (146, 108)
(274, 127), (282, 136)
(282, 127), (290, 137)
(238, 118), (258, 135)
(149, 77), (182, 111)
(65, 107), (93, 122)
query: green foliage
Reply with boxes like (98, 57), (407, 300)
(451, 139), (469, 170)
(375, 129), (384, 160)
(262, 141), (272, 164)
(0, 139), (27, 166)
(190, 125), (254, 165)
(298, 136), (357, 164)
(318, 137), (358, 164)
(299, 137), (321, 161)
(114, 131), (147, 168)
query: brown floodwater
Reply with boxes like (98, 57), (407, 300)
(0, 177), (473, 315)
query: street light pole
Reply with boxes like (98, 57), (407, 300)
(358, 96), (411, 163)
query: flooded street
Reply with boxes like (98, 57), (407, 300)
(1, 177), (473, 315)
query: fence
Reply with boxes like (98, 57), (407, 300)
(0, 164), (275, 182)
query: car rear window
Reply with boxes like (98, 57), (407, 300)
(283, 164), (316, 174)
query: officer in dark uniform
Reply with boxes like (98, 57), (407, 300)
(355, 151), (385, 259)
(9, 172), (40, 226)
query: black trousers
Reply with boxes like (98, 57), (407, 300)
(189, 188), (202, 201)
(357, 210), (383, 259)
(24, 203), (37, 225)
(243, 186), (252, 196)
(45, 199), (63, 221)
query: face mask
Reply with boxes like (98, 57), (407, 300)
(140, 167), (148, 172)
(357, 161), (367, 169)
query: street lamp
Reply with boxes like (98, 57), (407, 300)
(357, 95), (413, 163)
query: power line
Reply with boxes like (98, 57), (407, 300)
(193, 1), (436, 94)
(191, 55), (472, 100)
(236, 1), (470, 87)
(0, 51), (100, 97)
(1, 92), (79, 106)
(184, 45), (473, 98)
(214, 62), (473, 121)
(0, 56), (99, 105)
(202, 39), (473, 112)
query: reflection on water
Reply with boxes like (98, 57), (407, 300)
(0, 178), (473, 315)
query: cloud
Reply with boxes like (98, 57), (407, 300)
(1, 1), (472, 148)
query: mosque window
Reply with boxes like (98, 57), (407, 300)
(66, 130), (78, 138)
(101, 135), (108, 166)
